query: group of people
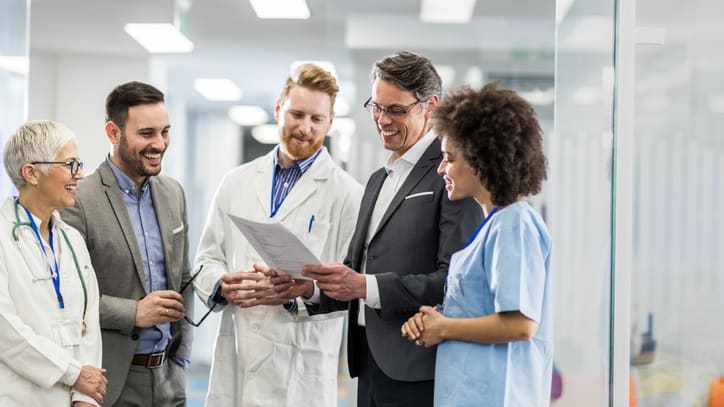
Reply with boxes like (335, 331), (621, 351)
(0, 50), (552, 407)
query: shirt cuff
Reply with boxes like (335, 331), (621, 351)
(209, 278), (229, 308)
(60, 358), (81, 387)
(172, 357), (190, 369)
(303, 283), (321, 304)
(364, 274), (381, 309)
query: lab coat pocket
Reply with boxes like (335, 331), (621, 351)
(52, 320), (83, 348)
(238, 333), (289, 405)
(295, 217), (330, 257)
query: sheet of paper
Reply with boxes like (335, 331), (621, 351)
(228, 213), (318, 280)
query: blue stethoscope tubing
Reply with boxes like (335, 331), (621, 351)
(12, 199), (88, 329)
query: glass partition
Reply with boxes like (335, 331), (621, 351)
(552, 0), (617, 404)
(0, 0), (29, 198)
(630, 0), (724, 405)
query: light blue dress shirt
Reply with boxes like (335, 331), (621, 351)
(107, 158), (171, 354)
(435, 201), (553, 407)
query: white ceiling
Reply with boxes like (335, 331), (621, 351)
(30, 0), (556, 111)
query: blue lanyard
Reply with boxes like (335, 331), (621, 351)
(23, 207), (64, 309)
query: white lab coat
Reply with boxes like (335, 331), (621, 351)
(0, 197), (102, 406)
(195, 147), (362, 407)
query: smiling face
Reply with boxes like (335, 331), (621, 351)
(369, 79), (437, 158)
(437, 136), (492, 208)
(108, 102), (170, 186)
(35, 142), (84, 211)
(275, 85), (333, 166)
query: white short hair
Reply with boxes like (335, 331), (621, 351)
(3, 120), (77, 189)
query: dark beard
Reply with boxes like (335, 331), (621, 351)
(118, 132), (162, 178)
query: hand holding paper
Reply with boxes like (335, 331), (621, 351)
(228, 213), (318, 280)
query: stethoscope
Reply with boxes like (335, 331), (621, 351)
(12, 198), (89, 335)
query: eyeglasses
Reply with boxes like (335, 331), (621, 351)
(32, 159), (84, 176)
(364, 97), (422, 118)
(179, 265), (216, 327)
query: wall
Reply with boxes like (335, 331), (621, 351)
(28, 51), (149, 173)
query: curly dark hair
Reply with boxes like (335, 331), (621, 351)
(433, 82), (547, 206)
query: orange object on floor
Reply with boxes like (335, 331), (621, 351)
(709, 377), (724, 407)
(630, 376), (636, 407)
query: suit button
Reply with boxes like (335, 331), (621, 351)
(131, 334), (139, 340)
(368, 256), (377, 262)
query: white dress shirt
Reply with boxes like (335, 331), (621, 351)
(359, 130), (437, 325)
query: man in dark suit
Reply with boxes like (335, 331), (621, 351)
(62, 81), (193, 406)
(302, 52), (483, 407)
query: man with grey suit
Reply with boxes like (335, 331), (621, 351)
(302, 52), (483, 406)
(62, 81), (193, 406)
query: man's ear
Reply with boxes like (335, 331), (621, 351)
(274, 100), (281, 122)
(21, 163), (40, 186)
(105, 121), (121, 145)
(424, 95), (440, 118)
(426, 95), (440, 111)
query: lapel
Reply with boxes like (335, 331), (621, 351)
(149, 177), (178, 291)
(370, 139), (441, 243)
(253, 151), (274, 218)
(97, 161), (148, 293)
(353, 169), (387, 256)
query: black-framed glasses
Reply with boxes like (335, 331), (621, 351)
(179, 265), (216, 327)
(363, 97), (422, 118)
(31, 159), (84, 176)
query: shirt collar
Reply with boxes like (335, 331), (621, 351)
(384, 130), (436, 174)
(106, 156), (149, 194)
(273, 146), (323, 174)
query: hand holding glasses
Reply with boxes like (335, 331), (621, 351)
(179, 265), (216, 327)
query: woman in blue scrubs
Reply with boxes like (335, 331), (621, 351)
(401, 83), (552, 406)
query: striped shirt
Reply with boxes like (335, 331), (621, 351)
(270, 146), (322, 217)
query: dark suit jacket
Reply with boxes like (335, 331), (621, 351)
(317, 138), (483, 382)
(61, 161), (193, 405)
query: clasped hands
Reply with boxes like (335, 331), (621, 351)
(401, 305), (447, 348)
(220, 263), (368, 307)
(220, 264), (314, 307)
(73, 365), (108, 405)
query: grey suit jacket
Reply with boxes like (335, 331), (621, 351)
(318, 138), (483, 382)
(61, 160), (193, 405)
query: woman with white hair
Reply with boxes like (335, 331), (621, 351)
(0, 120), (106, 406)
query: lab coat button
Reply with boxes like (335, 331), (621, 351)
(252, 325), (259, 332)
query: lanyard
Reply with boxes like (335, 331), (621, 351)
(23, 207), (64, 309)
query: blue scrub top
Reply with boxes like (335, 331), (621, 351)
(435, 201), (553, 407)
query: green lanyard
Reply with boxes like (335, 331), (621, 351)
(13, 200), (88, 335)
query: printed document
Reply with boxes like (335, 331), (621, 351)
(228, 213), (317, 279)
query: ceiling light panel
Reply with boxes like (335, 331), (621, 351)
(249, 0), (310, 19)
(251, 124), (281, 144)
(193, 78), (243, 101)
(124, 23), (193, 53)
(420, 0), (476, 24)
(228, 105), (269, 126)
